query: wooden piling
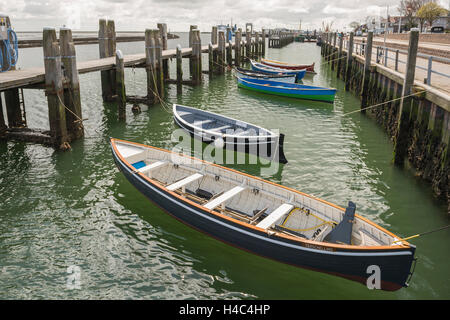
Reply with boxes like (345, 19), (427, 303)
(145, 29), (157, 103)
(394, 29), (419, 166)
(246, 31), (251, 60)
(261, 29), (266, 58)
(235, 29), (241, 66)
(337, 33), (343, 78)
(211, 26), (218, 45)
(60, 28), (83, 139)
(153, 30), (164, 98)
(191, 30), (202, 85)
(218, 31), (226, 74)
(176, 44), (183, 87)
(227, 40), (233, 67)
(107, 20), (116, 98)
(157, 23), (169, 80)
(208, 42), (214, 75)
(99, 19), (113, 102)
(4, 89), (23, 128)
(43, 27), (69, 148)
(211, 26), (218, 74)
(189, 25), (197, 76)
(0, 95), (6, 136)
(255, 32), (259, 57)
(345, 32), (354, 91)
(115, 50), (126, 120)
(360, 31), (373, 113)
(331, 32), (337, 70)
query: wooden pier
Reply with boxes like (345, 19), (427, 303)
(0, 20), (266, 148)
(268, 30), (295, 48)
(321, 30), (450, 211)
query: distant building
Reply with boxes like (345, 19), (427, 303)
(431, 13), (450, 32)
(380, 16), (406, 33)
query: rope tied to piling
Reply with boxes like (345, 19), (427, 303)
(342, 90), (427, 116)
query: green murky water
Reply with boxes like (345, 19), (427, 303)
(0, 33), (448, 299)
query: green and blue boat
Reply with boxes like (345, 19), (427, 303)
(237, 77), (337, 103)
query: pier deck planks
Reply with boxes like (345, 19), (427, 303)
(0, 44), (227, 91)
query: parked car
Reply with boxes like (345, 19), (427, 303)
(431, 26), (445, 33)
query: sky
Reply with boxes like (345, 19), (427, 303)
(2, 0), (449, 32)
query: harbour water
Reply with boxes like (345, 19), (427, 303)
(0, 33), (449, 299)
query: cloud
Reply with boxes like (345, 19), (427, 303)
(7, 0), (402, 32)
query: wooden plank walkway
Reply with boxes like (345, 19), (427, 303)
(0, 44), (227, 91)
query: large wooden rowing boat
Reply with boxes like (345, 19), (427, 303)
(111, 138), (417, 291)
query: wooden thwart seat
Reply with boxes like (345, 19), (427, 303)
(194, 119), (215, 127)
(167, 173), (203, 191)
(138, 161), (166, 177)
(256, 203), (294, 230)
(210, 124), (232, 133)
(204, 186), (246, 210)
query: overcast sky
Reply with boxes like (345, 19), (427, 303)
(3, 0), (450, 32)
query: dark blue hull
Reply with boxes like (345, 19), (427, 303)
(111, 144), (416, 291)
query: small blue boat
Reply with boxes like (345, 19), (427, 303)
(250, 60), (306, 80)
(237, 77), (337, 103)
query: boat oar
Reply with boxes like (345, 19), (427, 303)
(400, 225), (450, 241)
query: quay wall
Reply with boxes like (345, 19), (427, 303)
(321, 33), (449, 214)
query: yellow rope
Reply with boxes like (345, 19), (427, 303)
(281, 207), (336, 232)
(342, 90), (427, 116)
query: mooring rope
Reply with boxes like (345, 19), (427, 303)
(342, 90), (427, 116)
(319, 55), (346, 66)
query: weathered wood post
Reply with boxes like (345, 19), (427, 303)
(345, 32), (354, 91)
(337, 33), (344, 78)
(115, 50), (126, 120)
(211, 26), (218, 45)
(211, 26), (218, 74)
(394, 29), (419, 166)
(153, 29), (165, 98)
(107, 20), (117, 98)
(208, 42), (214, 75)
(176, 44), (183, 88)
(192, 30), (202, 85)
(261, 28), (266, 57)
(60, 27), (83, 139)
(227, 40), (233, 67)
(246, 30), (251, 60)
(218, 31), (226, 74)
(4, 90), (23, 128)
(145, 29), (157, 103)
(43, 27), (69, 149)
(331, 32), (337, 70)
(0, 96), (6, 136)
(157, 23), (169, 80)
(255, 32), (260, 57)
(360, 31), (373, 113)
(189, 25), (198, 76)
(99, 19), (113, 102)
(235, 29), (241, 66)
(240, 33), (245, 62)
